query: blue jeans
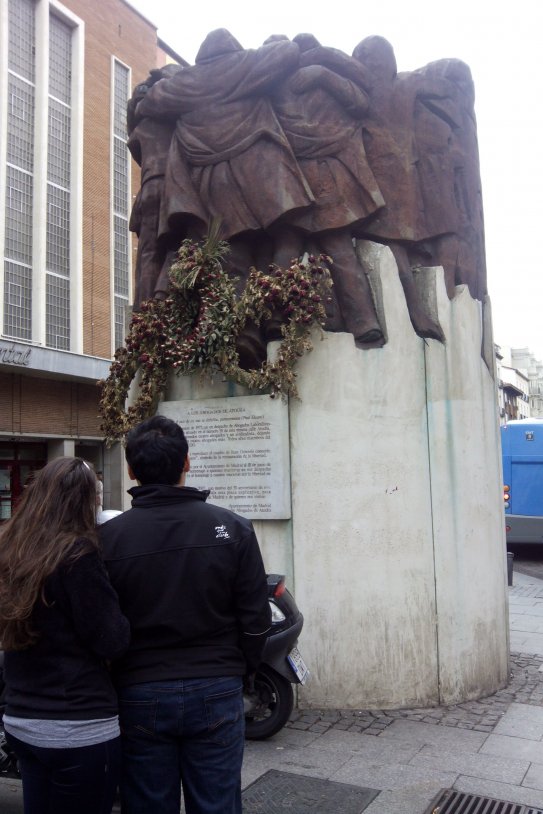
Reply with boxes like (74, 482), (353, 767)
(5, 733), (121, 814)
(118, 676), (244, 814)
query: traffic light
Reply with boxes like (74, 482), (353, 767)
(503, 483), (510, 510)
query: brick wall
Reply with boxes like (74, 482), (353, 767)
(61, 0), (158, 360)
(0, 372), (103, 437)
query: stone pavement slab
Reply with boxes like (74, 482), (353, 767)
(507, 573), (543, 658)
(408, 745), (530, 784)
(493, 702), (543, 739)
(480, 732), (543, 763)
(523, 762), (543, 791)
(375, 719), (488, 750)
(329, 756), (458, 792)
(510, 632), (543, 654)
(509, 596), (543, 605)
(510, 616), (543, 632)
(306, 729), (421, 762)
(261, 727), (322, 748)
(511, 572), (543, 592)
(511, 606), (543, 618)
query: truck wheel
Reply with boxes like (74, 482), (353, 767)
(244, 665), (294, 740)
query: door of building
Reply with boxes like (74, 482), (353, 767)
(0, 442), (47, 521)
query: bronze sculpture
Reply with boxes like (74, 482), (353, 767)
(127, 29), (486, 362)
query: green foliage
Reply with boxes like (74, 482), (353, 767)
(98, 235), (333, 444)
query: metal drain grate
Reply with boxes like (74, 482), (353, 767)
(242, 769), (380, 813)
(425, 788), (543, 813)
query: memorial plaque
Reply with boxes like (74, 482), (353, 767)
(158, 395), (291, 519)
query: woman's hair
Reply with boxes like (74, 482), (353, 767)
(0, 457), (99, 650)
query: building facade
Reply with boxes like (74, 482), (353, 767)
(0, 0), (169, 517)
(496, 345), (531, 425)
(510, 347), (543, 418)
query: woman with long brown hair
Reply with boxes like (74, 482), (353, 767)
(0, 457), (130, 814)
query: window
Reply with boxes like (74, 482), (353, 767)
(4, 262), (31, 338)
(3, 0), (78, 348)
(46, 273), (70, 348)
(112, 60), (131, 350)
(46, 13), (72, 350)
(3, 0), (35, 339)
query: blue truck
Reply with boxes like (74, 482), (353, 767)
(501, 419), (543, 544)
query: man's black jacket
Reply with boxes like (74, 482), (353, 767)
(99, 484), (271, 688)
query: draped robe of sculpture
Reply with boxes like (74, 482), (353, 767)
(127, 69), (183, 309)
(353, 36), (486, 314)
(415, 58), (487, 300)
(269, 40), (385, 345)
(136, 30), (315, 248)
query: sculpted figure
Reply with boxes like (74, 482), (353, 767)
(353, 36), (486, 331)
(351, 36), (452, 339)
(136, 29), (314, 263)
(127, 65), (185, 308)
(135, 29), (318, 366)
(267, 33), (385, 345)
(415, 58), (487, 300)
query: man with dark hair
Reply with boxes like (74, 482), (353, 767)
(99, 414), (271, 814)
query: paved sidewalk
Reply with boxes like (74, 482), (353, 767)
(509, 570), (543, 654)
(242, 569), (543, 812)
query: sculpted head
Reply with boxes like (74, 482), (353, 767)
(292, 33), (321, 53)
(352, 36), (397, 80)
(195, 28), (243, 63)
(431, 58), (475, 107)
(263, 34), (290, 44)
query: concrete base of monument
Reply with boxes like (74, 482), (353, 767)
(156, 241), (508, 710)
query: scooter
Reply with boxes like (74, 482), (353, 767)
(0, 573), (307, 775)
(244, 573), (308, 740)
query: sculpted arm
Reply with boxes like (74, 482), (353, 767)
(299, 45), (371, 90)
(291, 64), (369, 117)
(136, 74), (187, 120)
(230, 40), (300, 98)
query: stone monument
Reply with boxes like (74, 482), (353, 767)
(105, 29), (507, 708)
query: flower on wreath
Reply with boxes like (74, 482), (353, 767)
(98, 231), (333, 444)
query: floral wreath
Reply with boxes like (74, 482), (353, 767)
(98, 232), (333, 444)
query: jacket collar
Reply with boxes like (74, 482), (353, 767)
(128, 484), (210, 507)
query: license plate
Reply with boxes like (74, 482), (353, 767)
(287, 646), (309, 685)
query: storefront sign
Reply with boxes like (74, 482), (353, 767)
(0, 343), (32, 367)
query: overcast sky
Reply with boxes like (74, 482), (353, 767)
(127, 0), (543, 362)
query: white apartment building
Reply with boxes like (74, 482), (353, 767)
(510, 347), (543, 418)
(496, 345), (531, 424)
